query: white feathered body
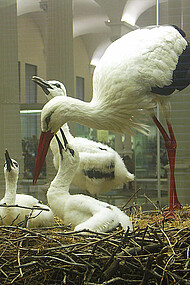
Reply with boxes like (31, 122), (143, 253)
(0, 156), (54, 228)
(40, 26), (188, 135)
(47, 138), (133, 233)
(0, 194), (54, 228)
(50, 124), (134, 195)
(47, 188), (132, 232)
(91, 25), (187, 133)
(35, 78), (134, 195)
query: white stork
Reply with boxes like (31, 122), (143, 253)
(33, 25), (190, 219)
(32, 77), (134, 196)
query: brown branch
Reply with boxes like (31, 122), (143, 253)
(121, 188), (141, 209)
(141, 256), (154, 285)
(0, 203), (50, 211)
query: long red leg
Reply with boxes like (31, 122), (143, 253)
(152, 116), (181, 219)
(166, 121), (181, 209)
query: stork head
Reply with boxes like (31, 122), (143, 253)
(32, 76), (67, 99)
(55, 128), (79, 175)
(4, 149), (19, 180)
(33, 96), (72, 184)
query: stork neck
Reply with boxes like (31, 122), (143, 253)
(4, 177), (17, 205)
(60, 123), (74, 141)
(48, 171), (71, 195)
(61, 97), (111, 131)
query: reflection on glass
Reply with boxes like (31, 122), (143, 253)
(20, 111), (46, 180)
(135, 120), (168, 179)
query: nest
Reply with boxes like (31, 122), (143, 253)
(0, 205), (190, 285)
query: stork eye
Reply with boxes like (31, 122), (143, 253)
(45, 111), (54, 129)
(68, 148), (75, 157)
(54, 83), (61, 88)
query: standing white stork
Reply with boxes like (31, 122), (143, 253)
(33, 25), (190, 219)
(0, 150), (54, 227)
(47, 128), (133, 233)
(32, 77), (134, 196)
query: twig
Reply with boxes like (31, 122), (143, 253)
(17, 238), (24, 277)
(15, 261), (38, 268)
(121, 188), (141, 209)
(184, 246), (190, 270)
(0, 203), (50, 211)
(160, 228), (175, 255)
(69, 229), (124, 253)
(141, 225), (149, 251)
(141, 256), (154, 285)
(143, 193), (160, 211)
(10, 214), (20, 226)
(101, 228), (130, 280)
(22, 255), (87, 267)
(148, 225), (165, 247)
(0, 267), (8, 278)
(84, 277), (142, 284)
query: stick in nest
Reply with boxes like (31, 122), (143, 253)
(0, 203), (50, 211)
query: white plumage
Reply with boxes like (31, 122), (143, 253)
(33, 77), (134, 195)
(0, 150), (54, 228)
(52, 125), (134, 195)
(34, 26), (189, 136)
(33, 25), (190, 218)
(47, 129), (133, 233)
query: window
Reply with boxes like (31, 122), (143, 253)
(21, 64), (45, 180)
(25, 63), (37, 103)
(76, 76), (84, 101)
(75, 76), (89, 137)
(21, 110), (46, 180)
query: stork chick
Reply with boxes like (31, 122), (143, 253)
(0, 150), (54, 228)
(47, 129), (133, 233)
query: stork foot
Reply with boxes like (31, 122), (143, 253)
(163, 209), (177, 220)
(173, 201), (182, 210)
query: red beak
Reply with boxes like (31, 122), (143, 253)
(33, 130), (54, 184)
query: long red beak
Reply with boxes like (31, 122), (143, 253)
(33, 130), (54, 184)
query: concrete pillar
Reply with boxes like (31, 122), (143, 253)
(47, 0), (74, 98)
(0, 0), (22, 197)
(46, 0), (74, 182)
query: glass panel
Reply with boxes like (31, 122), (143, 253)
(75, 124), (92, 138)
(136, 178), (168, 210)
(12, 0), (190, 208)
(20, 110), (46, 180)
(18, 61), (21, 102)
(135, 124), (157, 179)
(25, 63), (37, 103)
(135, 123), (168, 180)
(76, 76), (84, 101)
